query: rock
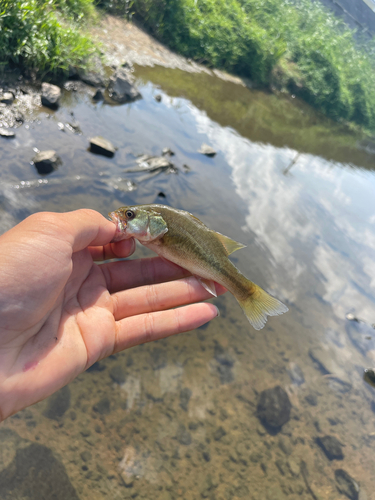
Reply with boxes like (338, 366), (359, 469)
(335, 469), (360, 500)
(213, 426), (226, 441)
(363, 368), (375, 388)
(109, 365), (126, 384)
(41, 82), (61, 108)
(150, 347), (167, 370)
(87, 361), (106, 372)
(158, 191), (166, 198)
(0, 128), (15, 138)
(278, 436), (292, 455)
(93, 397), (111, 415)
(32, 150), (61, 175)
(0, 443), (80, 499)
(214, 343), (235, 384)
(154, 94), (162, 102)
(176, 425), (192, 445)
(257, 386), (291, 432)
(305, 393), (318, 406)
(80, 450), (92, 462)
(80, 70), (106, 88)
(162, 147), (175, 156)
(287, 362), (305, 386)
(108, 68), (141, 104)
(89, 136), (116, 158)
(287, 458), (300, 477)
(179, 387), (192, 411)
(0, 92), (15, 104)
(316, 435), (344, 460)
(64, 81), (79, 92)
(93, 88), (104, 101)
(43, 386), (71, 420)
(198, 143), (216, 156)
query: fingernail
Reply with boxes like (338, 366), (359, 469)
(215, 306), (220, 317)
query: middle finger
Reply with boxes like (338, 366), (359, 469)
(112, 276), (226, 319)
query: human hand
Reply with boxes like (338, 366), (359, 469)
(0, 209), (223, 421)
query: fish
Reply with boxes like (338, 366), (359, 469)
(109, 204), (288, 330)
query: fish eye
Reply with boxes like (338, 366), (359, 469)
(125, 209), (135, 220)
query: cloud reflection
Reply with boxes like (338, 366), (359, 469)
(191, 107), (375, 323)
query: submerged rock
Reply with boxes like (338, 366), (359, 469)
(179, 387), (192, 412)
(257, 385), (291, 432)
(198, 143), (216, 156)
(89, 136), (116, 157)
(109, 364), (126, 384)
(154, 94), (162, 102)
(108, 68), (141, 104)
(316, 435), (344, 460)
(93, 397), (111, 415)
(335, 469), (360, 500)
(32, 150), (61, 175)
(287, 362), (305, 386)
(0, 443), (79, 499)
(43, 386), (71, 420)
(41, 82), (61, 108)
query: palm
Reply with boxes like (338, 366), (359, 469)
(0, 210), (222, 421)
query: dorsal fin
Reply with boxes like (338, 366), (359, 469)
(215, 232), (246, 255)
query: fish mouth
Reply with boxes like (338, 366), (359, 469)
(109, 211), (128, 242)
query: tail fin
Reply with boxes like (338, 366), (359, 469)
(237, 284), (288, 330)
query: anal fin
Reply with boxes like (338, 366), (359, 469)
(195, 276), (217, 297)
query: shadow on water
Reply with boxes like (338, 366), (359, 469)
(0, 65), (375, 500)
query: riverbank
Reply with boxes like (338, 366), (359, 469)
(1, 0), (375, 133)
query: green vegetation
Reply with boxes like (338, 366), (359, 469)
(0, 0), (95, 75)
(124, 0), (375, 130)
(1, 0), (375, 131)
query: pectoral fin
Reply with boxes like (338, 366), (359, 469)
(214, 232), (246, 255)
(195, 276), (217, 297)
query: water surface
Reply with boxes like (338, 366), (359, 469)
(1, 66), (375, 500)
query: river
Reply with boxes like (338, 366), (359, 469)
(0, 63), (374, 500)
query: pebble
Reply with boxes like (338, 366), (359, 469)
(93, 397), (111, 415)
(179, 387), (192, 412)
(176, 424), (192, 445)
(0, 128), (15, 138)
(316, 435), (344, 460)
(287, 362), (305, 386)
(198, 143), (217, 156)
(80, 451), (92, 462)
(89, 136), (116, 158)
(213, 426), (226, 441)
(109, 365), (126, 384)
(43, 386), (71, 420)
(335, 469), (360, 500)
(0, 92), (15, 104)
(41, 82), (61, 108)
(256, 385), (292, 432)
(32, 150), (61, 175)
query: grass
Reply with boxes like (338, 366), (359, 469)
(0, 0), (95, 76)
(123, 0), (375, 131)
(1, 0), (375, 131)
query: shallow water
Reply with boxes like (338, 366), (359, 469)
(1, 66), (375, 500)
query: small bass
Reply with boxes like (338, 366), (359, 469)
(109, 204), (288, 330)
